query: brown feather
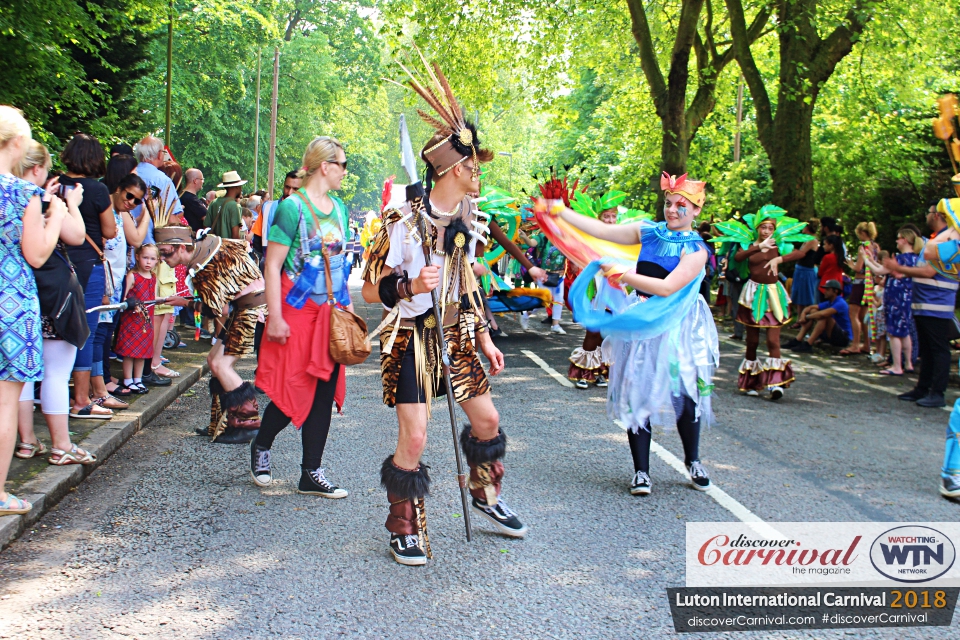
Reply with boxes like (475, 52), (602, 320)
(399, 62), (455, 127)
(416, 110), (453, 136)
(433, 63), (463, 126)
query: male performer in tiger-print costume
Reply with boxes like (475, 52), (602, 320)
(155, 226), (266, 444)
(361, 60), (528, 567)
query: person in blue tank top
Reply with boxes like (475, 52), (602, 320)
(547, 172), (718, 496)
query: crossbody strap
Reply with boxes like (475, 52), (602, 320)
(294, 190), (345, 244)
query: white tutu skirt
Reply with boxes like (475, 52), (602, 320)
(603, 296), (719, 433)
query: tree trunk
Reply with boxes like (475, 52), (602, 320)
(769, 100), (816, 218)
(726, 0), (873, 220)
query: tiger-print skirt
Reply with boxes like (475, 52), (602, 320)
(380, 310), (490, 407)
(216, 306), (262, 357)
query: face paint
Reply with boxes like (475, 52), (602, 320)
(678, 206), (687, 217)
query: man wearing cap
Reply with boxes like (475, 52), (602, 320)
(206, 171), (246, 240)
(154, 223), (267, 445)
(787, 279), (853, 352)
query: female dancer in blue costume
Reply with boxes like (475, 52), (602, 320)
(544, 173), (718, 495)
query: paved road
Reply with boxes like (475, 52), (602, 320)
(0, 294), (957, 639)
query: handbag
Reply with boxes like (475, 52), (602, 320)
(33, 247), (91, 348)
(544, 272), (561, 288)
(321, 248), (371, 365)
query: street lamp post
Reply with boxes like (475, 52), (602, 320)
(498, 151), (513, 192)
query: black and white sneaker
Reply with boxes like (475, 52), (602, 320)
(250, 441), (272, 487)
(595, 374), (608, 388)
(471, 497), (528, 538)
(941, 474), (960, 499)
(770, 386), (784, 401)
(390, 534), (427, 566)
(687, 461), (711, 491)
(574, 379), (589, 389)
(297, 467), (348, 499)
(630, 470), (651, 495)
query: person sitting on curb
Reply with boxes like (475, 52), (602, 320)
(785, 280), (852, 352)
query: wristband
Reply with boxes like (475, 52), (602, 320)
(378, 273), (401, 308)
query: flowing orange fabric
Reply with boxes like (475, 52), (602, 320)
(532, 200), (639, 287)
(256, 274), (346, 427)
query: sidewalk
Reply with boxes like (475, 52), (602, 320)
(0, 328), (213, 548)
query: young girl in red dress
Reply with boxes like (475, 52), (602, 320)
(115, 244), (159, 394)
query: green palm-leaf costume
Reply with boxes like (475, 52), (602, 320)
(712, 205), (814, 324)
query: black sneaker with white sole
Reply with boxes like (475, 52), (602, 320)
(471, 497), (528, 538)
(941, 474), (960, 499)
(687, 460), (711, 490)
(770, 386), (784, 401)
(297, 466), (348, 498)
(390, 534), (427, 566)
(574, 379), (589, 389)
(595, 374), (608, 388)
(250, 441), (272, 487)
(630, 470), (651, 495)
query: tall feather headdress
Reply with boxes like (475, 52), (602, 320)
(389, 50), (488, 180)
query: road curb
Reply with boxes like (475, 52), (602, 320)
(0, 362), (208, 549)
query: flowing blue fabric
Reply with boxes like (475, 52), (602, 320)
(943, 400), (960, 479)
(570, 261), (705, 340)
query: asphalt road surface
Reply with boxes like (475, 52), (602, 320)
(0, 293), (957, 639)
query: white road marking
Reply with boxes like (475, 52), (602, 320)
(718, 337), (954, 413)
(520, 349), (575, 388)
(520, 349), (781, 536)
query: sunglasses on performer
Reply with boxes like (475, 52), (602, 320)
(325, 160), (348, 170)
(124, 191), (143, 206)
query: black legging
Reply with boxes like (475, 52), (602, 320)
(626, 395), (701, 473)
(254, 364), (340, 469)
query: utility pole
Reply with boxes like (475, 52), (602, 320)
(267, 47), (280, 201)
(253, 49), (262, 190)
(164, 0), (174, 148)
(734, 75), (744, 164)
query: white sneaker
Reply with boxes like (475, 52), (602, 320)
(745, 389), (759, 397)
(550, 324), (566, 335)
(519, 314), (530, 331)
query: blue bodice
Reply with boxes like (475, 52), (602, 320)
(636, 221), (706, 273)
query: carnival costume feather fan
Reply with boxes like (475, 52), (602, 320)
(711, 205), (814, 256)
(530, 170), (641, 287)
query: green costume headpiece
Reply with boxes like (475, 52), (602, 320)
(476, 185), (520, 267)
(712, 204), (814, 255)
(569, 190), (653, 224)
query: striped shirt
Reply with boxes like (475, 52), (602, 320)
(913, 228), (958, 318)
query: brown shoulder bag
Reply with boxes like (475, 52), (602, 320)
(322, 248), (371, 365)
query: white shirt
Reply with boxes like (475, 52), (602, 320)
(383, 206), (478, 319)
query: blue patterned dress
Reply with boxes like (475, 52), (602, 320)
(884, 252), (917, 338)
(0, 174), (43, 381)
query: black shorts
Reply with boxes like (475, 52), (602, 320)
(848, 281), (865, 306)
(826, 324), (850, 347)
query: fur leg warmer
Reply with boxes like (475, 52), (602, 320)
(381, 455), (431, 536)
(460, 424), (506, 505)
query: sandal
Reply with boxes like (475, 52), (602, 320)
(69, 404), (113, 419)
(49, 445), (97, 466)
(878, 369), (903, 376)
(133, 383), (149, 394)
(838, 348), (859, 356)
(112, 383), (135, 397)
(14, 440), (48, 459)
(0, 494), (31, 515)
(151, 364), (181, 378)
(94, 395), (128, 410)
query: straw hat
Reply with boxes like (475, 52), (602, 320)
(217, 170), (247, 188)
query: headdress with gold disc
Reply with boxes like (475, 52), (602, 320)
(391, 51), (492, 183)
